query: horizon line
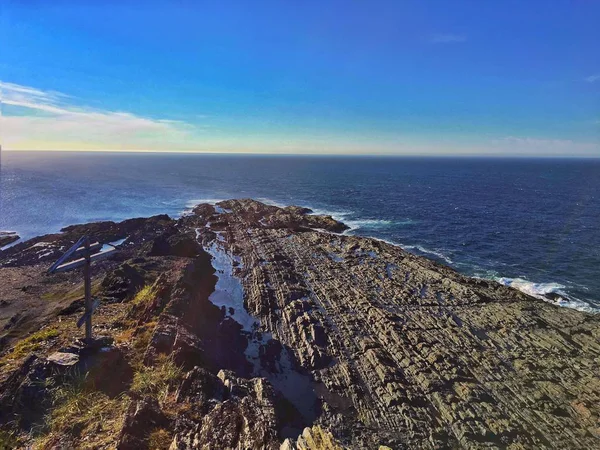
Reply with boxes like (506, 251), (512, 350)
(2, 148), (600, 159)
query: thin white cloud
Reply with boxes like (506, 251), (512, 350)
(584, 74), (600, 83)
(491, 136), (600, 157)
(430, 33), (467, 44)
(1, 81), (598, 156)
(1, 81), (72, 114)
(0, 81), (198, 150)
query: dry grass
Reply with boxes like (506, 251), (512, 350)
(0, 429), (22, 449)
(8, 327), (60, 359)
(33, 376), (130, 450)
(11, 279), (179, 448)
(113, 283), (161, 368)
(131, 355), (183, 400)
(148, 428), (172, 449)
(115, 320), (157, 371)
(41, 279), (102, 304)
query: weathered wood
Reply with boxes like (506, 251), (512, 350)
(47, 235), (88, 273)
(51, 247), (117, 273)
(71, 241), (103, 260)
(77, 298), (100, 328)
(48, 235), (118, 344)
(84, 239), (92, 341)
(48, 241), (102, 274)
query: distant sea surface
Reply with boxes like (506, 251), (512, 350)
(1, 151), (599, 312)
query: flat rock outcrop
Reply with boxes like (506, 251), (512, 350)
(0, 198), (598, 449)
(183, 199), (600, 449)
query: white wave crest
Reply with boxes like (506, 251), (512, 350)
(495, 277), (598, 313)
(307, 207), (353, 222)
(254, 197), (290, 208)
(401, 244), (454, 265)
(344, 219), (393, 229)
(307, 206), (414, 232)
(184, 198), (228, 208)
(179, 198), (229, 217)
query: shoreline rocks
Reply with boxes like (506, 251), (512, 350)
(183, 199), (600, 448)
(0, 199), (598, 449)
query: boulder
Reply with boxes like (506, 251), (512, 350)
(101, 263), (146, 303)
(147, 233), (201, 258)
(171, 370), (301, 450)
(117, 397), (169, 450)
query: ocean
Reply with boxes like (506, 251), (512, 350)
(1, 151), (599, 312)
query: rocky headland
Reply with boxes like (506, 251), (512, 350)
(0, 199), (598, 449)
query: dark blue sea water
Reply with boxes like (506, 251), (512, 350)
(1, 151), (599, 312)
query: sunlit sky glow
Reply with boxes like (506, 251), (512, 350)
(1, 0), (599, 156)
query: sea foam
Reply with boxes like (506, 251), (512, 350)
(400, 244), (454, 265)
(307, 207), (414, 232)
(182, 197), (598, 314)
(495, 277), (598, 313)
(180, 198), (228, 217)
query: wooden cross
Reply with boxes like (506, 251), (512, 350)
(48, 236), (117, 342)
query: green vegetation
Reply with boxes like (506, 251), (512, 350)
(10, 328), (60, 359)
(0, 429), (22, 449)
(148, 428), (172, 450)
(33, 376), (129, 449)
(41, 279), (102, 303)
(131, 284), (156, 306)
(131, 356), (183, 400)
(6, 280), (179, 448)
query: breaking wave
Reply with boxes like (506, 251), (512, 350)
(495, 277), (598, 313)
(184, 198), (228, 208)
(180, 198), (229, 217)
(344, 218), (415, 230)
(179, 197), (598, 314)
(306, 206), (415, 232)
(400, 244), (454, 265)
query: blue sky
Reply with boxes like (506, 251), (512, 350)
(1, 0), (599, 155)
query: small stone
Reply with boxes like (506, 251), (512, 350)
(47, 352), (79, 366)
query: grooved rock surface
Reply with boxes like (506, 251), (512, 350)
(1, 199), (598, 449)
(171, 369), (295, 450)
(181, 199), (600, 449)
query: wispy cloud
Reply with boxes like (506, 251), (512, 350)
(1, 81), (598, 156)
(584, 74), (600, 83)
(491, 136), (600, 157)
(430, 33), (467, 44)
(0, 81), (198, 150)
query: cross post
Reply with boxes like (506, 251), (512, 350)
(83, 237), (93, 342)
(48, 234), (118, 344)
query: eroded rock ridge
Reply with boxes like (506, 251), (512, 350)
(0, 199), (598, 449)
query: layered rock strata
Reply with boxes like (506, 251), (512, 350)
(0, 199), (598, 449)
(181, 199), (600, 449)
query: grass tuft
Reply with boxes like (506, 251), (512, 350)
(33, 375), (129, 449)
(131, 356), (183, 400)
(10, 328), (60, 359)
(131, 285), (156, 307)
(148, 428), (172, 449)
(0, 429), (22, 449)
